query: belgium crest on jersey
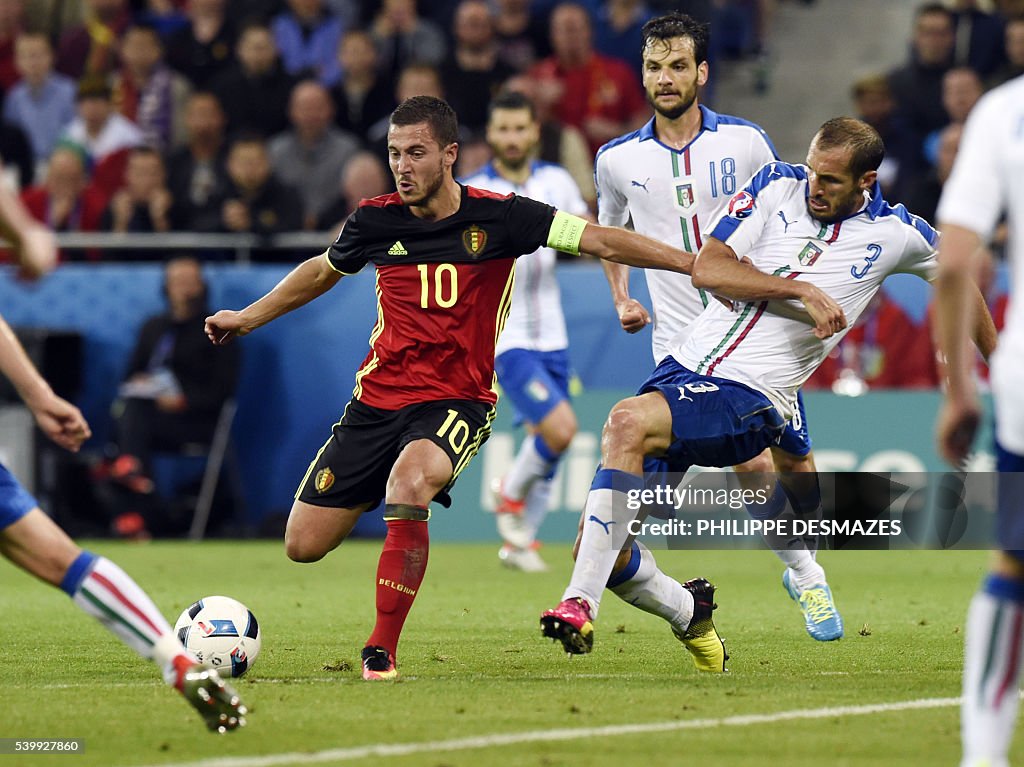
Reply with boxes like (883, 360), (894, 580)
(314, 467), (335, 493)
(462, 225), (487, 256)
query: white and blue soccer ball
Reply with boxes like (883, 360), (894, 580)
(174, 595), (261, 678)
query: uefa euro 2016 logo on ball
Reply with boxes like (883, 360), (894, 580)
(174, 596), (262, 678)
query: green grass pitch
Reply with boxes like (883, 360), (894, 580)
(0, 541), (1010, 766)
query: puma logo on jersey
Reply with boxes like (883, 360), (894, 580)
(631, 178), (650, 192)
(388, 241), (408, 256)
(777, 210), (796, 233)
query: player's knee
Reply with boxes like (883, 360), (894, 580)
(603, 402), (647, 454)
(773, 449), (814, 473)
(387, 466), (448, 506)
(284, 532), (328, 563)
(734, 449), (774, 475)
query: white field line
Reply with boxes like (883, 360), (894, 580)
(128, 694), (974, 767)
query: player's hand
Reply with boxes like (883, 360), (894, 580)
(205, 310), (251, 345)
(15, 225), (57, 281)
(29, 391), (91, 452)
(936, 395), (981, 468)
(615, 298), (650, 333)
(797, 284), (847, 339)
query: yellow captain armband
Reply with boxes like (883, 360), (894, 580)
(546, 210), (588, 255)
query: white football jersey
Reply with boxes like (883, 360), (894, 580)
(462, 161), (588, 354)
(596, 106), (778, 363)
(936, 74), (1024, 453)
(671, 161), (938, 420)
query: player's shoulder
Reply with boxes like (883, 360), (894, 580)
(867, 190), (939, 248)
(961, 74), (1024, 138)
(746, 161), (807, 196)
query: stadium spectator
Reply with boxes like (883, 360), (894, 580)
(271, 0), (343, 87)
(313, 149), (390, 231)
(100, 146), (175, 239)
(528, 2), (649, 156)
(440, 0), (517, 137)
(62, 75), (143, 199)
(4, 32), (77, 172)
(105, 255), (240, 525)
(56, 0), (132, 80)
(502, 74), (596, 207)
(365, 63), (448, 157)
(164, 91), (230, 232)
(922, 65), (983, 167)
(370, 0), (447, 88)
(165, 0), (236, 86)
(949, 0), (1006, 78)
(850, 73), (915, 200)
(21, 145), (106, 239)
(268, 79), (360, 229)
(217, 134), (303, 247)
(887, 3), (956, 180)
(593, 0), (655, 67)
(136, 0), (189, 39)
(904, 121), (963, 225)
(988, 14), (1024, 87)
(210, 21), (296, 139)
(0, 0), (24, 91)
(111, 23), (192, 151)
(330, 29), (394, 142)
(493, 0), (549, 70)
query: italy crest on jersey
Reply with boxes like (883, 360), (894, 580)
(676, 183), (695, 209)
(798, 241), (824, 267)
(462, 225), (487, 256)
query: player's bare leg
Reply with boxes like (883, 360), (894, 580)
(1, 509), (246, 731)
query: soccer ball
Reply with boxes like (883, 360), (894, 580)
(174, 596), (261, 677)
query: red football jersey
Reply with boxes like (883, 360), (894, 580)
(327, 185), (558, 409)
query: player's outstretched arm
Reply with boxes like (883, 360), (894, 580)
(692, 237), (847, 339)
(0, 315), (90, 452)
(934, 223), (985, 467)
(0, 177), (57, 280)
(206, 253), (342, 345)
(600, 259), (650, 333)
(576, 221), (694, 275)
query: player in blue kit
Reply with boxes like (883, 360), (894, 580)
(0, 180), (246, 732)
(595, 11), (838, 651)
(543, 117), (997, 663)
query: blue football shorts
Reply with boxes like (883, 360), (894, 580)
(494, 348), (571, 427)
(0, 462), (39, 531)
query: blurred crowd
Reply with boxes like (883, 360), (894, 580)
(0, 0), (785, 263)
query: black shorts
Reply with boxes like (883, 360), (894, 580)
(295, 398), (495, 510)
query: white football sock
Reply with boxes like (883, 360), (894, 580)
(524, 478), (553, 540)
(504, 434), (559, 501)
(961, 575), (1024, 767)
(608, 541), (694, 634)
(562, 468), (641, 618)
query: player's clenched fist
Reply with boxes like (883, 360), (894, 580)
(205, 310), (250, 345)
